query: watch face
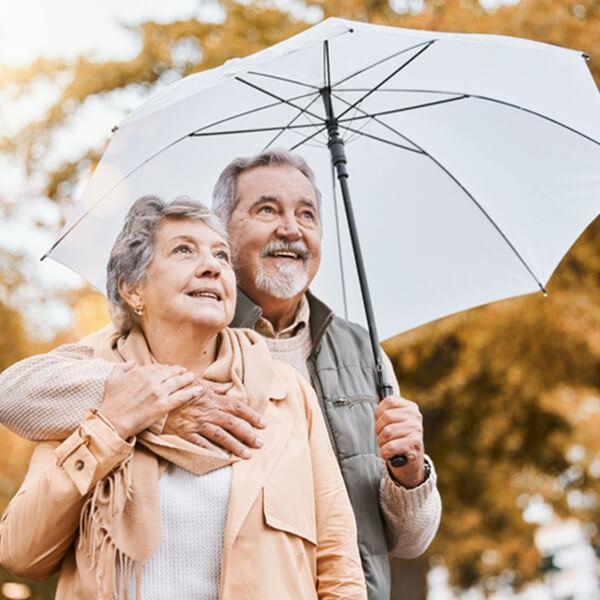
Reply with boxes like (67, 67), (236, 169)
(423, 459), (432, 481)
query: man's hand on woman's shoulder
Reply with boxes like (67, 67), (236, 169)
(163, 380), (267, 459)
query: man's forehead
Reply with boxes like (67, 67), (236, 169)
(235, 164), (318, 203)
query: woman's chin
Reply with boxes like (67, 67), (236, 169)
(184, 311), (230, 332)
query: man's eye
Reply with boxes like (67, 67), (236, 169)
(300, 210), (315, 222)
(258, 205), (275, 215)
(173, 244), (192, 254)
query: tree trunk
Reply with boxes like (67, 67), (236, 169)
(390, 556), (429, 600)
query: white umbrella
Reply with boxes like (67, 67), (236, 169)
(45, 16), (600, 405)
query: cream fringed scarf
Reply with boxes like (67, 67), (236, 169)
(80, 326), (273, 599)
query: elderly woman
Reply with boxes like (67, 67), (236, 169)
(0, 196), (366, 600)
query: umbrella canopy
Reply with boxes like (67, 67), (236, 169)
(46, 17), (600, 341)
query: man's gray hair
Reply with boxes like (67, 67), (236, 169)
(106, 194), (227, 333)
(212, 148), (322, 223)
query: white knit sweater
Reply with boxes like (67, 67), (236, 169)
(129, 465), (232, 600)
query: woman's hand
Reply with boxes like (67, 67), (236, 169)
(99, 362), (204, 439)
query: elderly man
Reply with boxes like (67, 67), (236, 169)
(0, 149), (440, 600)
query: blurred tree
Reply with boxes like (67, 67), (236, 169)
(0, 303), (58, 597)
(1, 0), (600, 598)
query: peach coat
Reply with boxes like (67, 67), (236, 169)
(0, 358), (366, 600)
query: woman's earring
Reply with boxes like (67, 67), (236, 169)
(134, 305), (145, 317)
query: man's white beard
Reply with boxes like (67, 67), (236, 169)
(255, 260), (309, 299)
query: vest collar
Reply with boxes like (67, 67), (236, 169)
(231, 288), (334, 350)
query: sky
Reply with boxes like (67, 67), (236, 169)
(0, 0), (223, 66)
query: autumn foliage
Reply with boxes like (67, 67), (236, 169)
(1, 1), (599, 597)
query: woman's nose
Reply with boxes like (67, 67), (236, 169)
(194, 252), (221, 278)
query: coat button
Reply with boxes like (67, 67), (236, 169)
(75, 459), (84, 470)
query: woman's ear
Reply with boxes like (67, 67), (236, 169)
(118, 275), (143, 313)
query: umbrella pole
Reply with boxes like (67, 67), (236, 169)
(321, 86), (407, 468)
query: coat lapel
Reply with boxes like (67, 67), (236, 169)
(220, 355), (290, 580)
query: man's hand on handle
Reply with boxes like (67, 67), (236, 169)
(375, 395), (425, 488)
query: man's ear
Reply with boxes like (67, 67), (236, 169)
(118, 275), (143, 311)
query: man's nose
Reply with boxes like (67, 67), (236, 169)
(276, 213), (302, 240)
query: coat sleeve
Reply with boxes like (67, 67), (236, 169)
(378, 351), (442, 558)
(0, 411), (134, 580)
(296, 372), (367, 600)
(0, 337), (115, 440)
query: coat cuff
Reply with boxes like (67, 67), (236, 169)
(54, 409), (134, 495)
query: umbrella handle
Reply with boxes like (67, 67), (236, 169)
(378, 384), (409, 468)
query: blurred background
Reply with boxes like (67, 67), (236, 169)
(0, 0), (599, 598)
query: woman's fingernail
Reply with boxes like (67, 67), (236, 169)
(259, 417), (267, 427)
(242, 449), (251, 459)
(254, 436), (263, 448)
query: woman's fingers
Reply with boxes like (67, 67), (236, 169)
(166, 385), (205, 411)
(161, 371), (198, 396)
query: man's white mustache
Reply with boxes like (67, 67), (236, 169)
(260, 240), (311, 260)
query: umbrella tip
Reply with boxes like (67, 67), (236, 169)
(583, 52), (590, 61)
(541, 285), (548, 297)
(111, 125), (119, 133)
(40, 253), (48, 262)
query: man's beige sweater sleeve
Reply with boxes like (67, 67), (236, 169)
(0, 342), (114, 440)
(378, 351), (442, 558)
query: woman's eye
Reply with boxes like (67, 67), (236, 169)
(215, 250), (230, 262)
(173, 244), (192, 254)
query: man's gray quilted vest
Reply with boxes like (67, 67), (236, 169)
(232, 291), (391, 600)
(307, 313), (391, 600)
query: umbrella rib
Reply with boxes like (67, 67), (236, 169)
(470, 94), (600, 147)
(336, 41), (436, 121)
(247, 70), (319, 90)
(331, 40), (436, 89)
(190, 90), (318, 135)
(332, 91), (423, 151)
(337, 125), (424, 153)
(235, 76), (325, 123)
(289, 125), (329, 152)
(337, 95), (469, 124)
(189, 122), (325, 137)
(335, 88), (462, 93)
(263, 92), (323, 150)
(337, 87), (600, 147)
(43, 135), (192, 258)
(422, 150), (548, 293)
(333, 93), (547, 293)
(44, 93), (321, 257)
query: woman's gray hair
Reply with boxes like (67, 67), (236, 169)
(106, 195), (227, 333)
(212, 148), (322, 223)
